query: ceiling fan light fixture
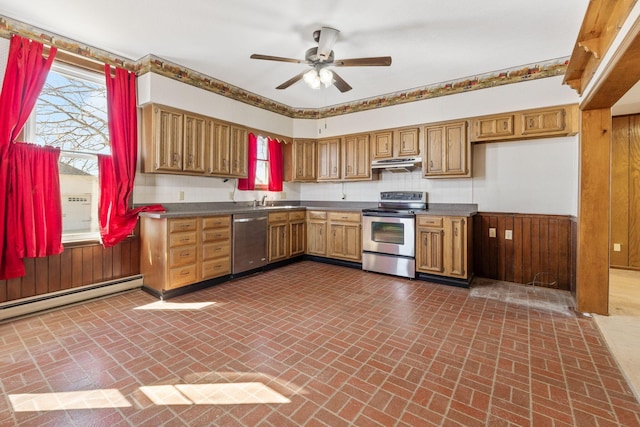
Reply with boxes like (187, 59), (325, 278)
(303, 69), (321, 89)
(319, 68), (334, 87)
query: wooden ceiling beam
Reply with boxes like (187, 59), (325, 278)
(563, 0), (637, 94)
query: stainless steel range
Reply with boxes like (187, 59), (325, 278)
(362, 191), (427, 278)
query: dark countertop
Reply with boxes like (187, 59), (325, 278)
(138, 201), (477, 219)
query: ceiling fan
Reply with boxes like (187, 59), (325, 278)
(250, 27), (392, 93)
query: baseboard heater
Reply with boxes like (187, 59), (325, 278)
(0, 275), (143, 322)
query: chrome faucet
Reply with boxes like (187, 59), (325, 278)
(261, 195), (268, 206)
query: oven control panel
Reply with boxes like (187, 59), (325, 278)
(380, 191), (425, 202)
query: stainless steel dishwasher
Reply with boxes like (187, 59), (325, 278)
(232, 211), (268, 275)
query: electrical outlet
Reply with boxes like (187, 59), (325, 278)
(489, 228), (496, 238)
(179, 191), (185, 201)
(281, 192), (286, 199)
(614, 243), (621, 252)
(505, 230), (513, 240)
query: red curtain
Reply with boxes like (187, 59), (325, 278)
(267, 138), (283, 191)
(9, 143), (63, 259)
(238, 132), (257, 190)
(99, 65), (163, 247)
(0, 35), (57, 279)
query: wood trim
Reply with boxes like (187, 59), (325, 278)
(563, 0), (637, 94)
(0, 235), (140, 304)
(581, 15), (640, 110)
(576, 108), (610, 314)
(473, 213), (576, 291)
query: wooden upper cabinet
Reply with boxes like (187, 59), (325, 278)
(470, 104), (578, 142)
(206, 119), (231, 175)
(230, 126), (248, 178)
(424, 121), (470, 178)
(317, 138), (341, 181)
(395, 127), (420, 157)
(183, 114), (206, 173)
(141, 104), (250, 178)
(372, 131), (393, 159)
(142, 104), (184, 173)
(284, 139), (317, 182)
(372, 127), (419, 159)
(343, 133), (371, 180)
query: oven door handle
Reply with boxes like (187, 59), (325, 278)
(362, 211), (415, 219)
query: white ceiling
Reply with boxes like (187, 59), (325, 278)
(0, 0), (590, 110)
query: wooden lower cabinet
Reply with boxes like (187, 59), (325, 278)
(416, 214), (472, 280)
(327, 211), (362, 262)
(268, 210), (306, 262)
(140, 215), (231, 293)
(306, 211), (328, 256)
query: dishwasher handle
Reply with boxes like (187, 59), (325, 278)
(234, 216), (268, 223)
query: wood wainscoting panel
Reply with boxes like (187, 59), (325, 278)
(0, 235), (140, 304)
(473, 213), (576, 291)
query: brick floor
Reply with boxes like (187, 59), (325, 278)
(1, 261), (639, 426)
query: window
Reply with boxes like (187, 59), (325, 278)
(25, 62), (109, 242)
(255, 135), (269, 190)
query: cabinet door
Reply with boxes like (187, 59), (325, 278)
(425, 121), (469, 177)
(289, 221), (306, 256)
(343, 134), (371, 180)
(207, 120), (231, 175)
(328, 223), (345, 258)
(317, 138), (341, 181)
(292, 139), (317, 181)
(154, 107), (183, 172)
(268, 223), (288, 262)
(445, 217), (467, 278)
(444, 123), (467, 175)
(183, 114), (206, 173)
(343, 223), (362, 261)
(425, 126), (444, 174)
(307, 221), (326, 256)
(396, 128), (419, 157)
(372, 131), (393, 159)
(416, 228), (444, 273)
(231, 126), (248, 177)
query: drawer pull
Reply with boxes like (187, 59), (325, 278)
(180, 270), (190, 276)
(180, 251), (191, 257)
(180, 237), (190, 243)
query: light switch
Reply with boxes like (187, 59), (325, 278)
(505, 230), (513, 240)
(614, 243), (621, 252)
(489, 228), (496, 238)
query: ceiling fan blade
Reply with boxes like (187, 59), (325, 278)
(317, 27), (340, 61)
(276, 71), (307, 90)
(334, 56), (392, 67)
(250, 54), (308, 64)
(331, 71), (352, 93)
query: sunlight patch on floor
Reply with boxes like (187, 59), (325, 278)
(140, 383), (291, 405)
(9, 389), (131, 411)
(134, 301), (216, 310)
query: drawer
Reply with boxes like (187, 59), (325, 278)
(202, 228), (231, 243)
(168, 265), (197, 288)
(307, 211), (327, 220)
(169, 231), (197, 247)
(268, 212), (288, 223)
(288, 210), (306, 221)
(169, 245), (197, 267)
(201, 257), (231, 279)
(169, 218), (197, 233)
(202, 242), (230, 260)
(418, 216), (444, 228)
(328, 211), (361, 223)
(202, 216), (231, 229)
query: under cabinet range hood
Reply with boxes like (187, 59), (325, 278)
(371, 157), (422, 173)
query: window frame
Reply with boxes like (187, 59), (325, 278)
(24, 60), (110, 244)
